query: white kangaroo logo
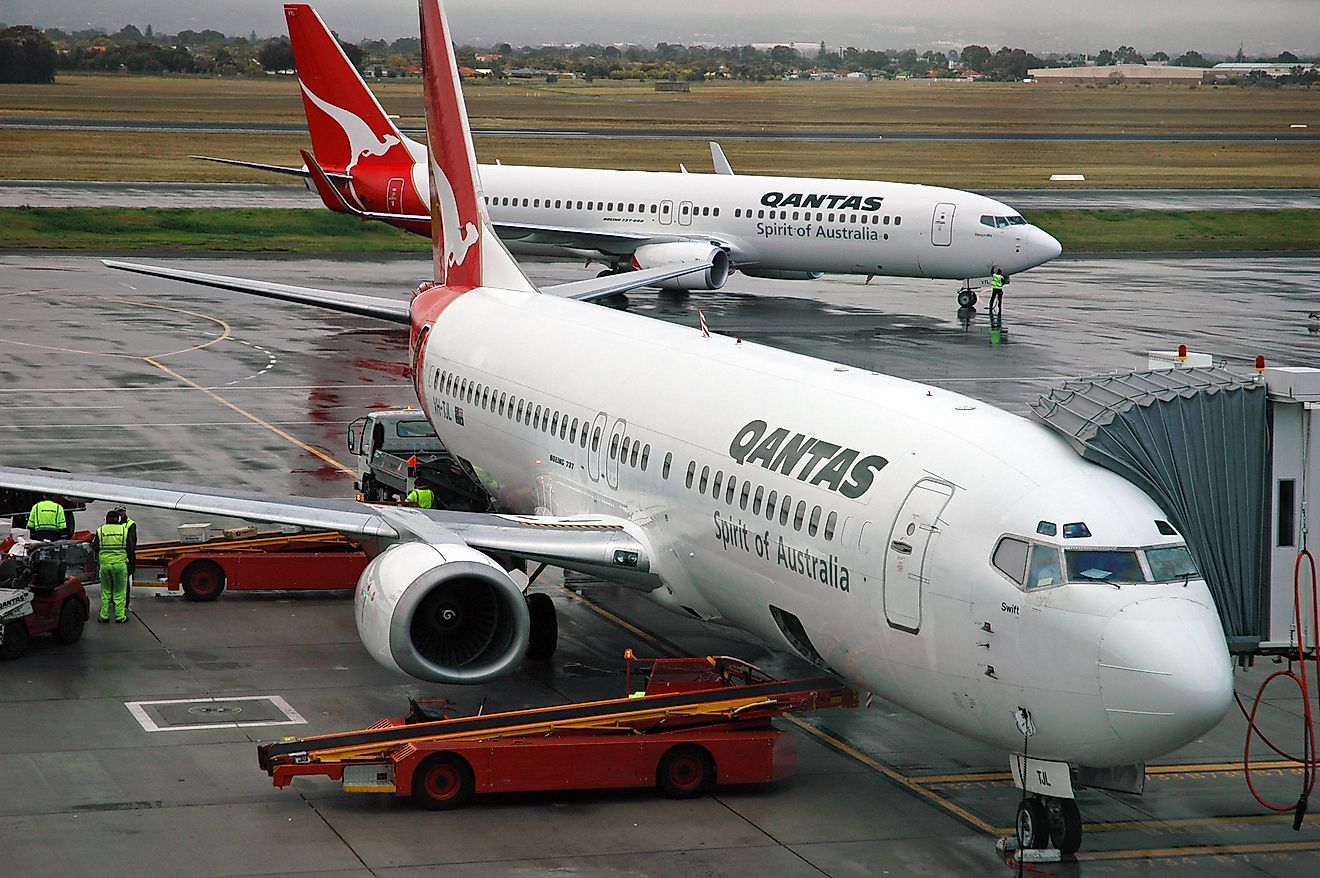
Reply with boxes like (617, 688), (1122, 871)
(430, 152), (479, 271)
(300, 82), (400, 175)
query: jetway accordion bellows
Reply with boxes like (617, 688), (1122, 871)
(1030, 366), (1268, 651)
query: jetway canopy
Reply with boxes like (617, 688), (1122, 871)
(1030, 367), (1269, 652)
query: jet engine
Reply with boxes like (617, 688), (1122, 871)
(630, 242), (730, 290)
(739, 268), (824, 281)
(354, 540), (530, 684)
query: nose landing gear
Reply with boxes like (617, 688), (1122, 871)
(1014, 794), (1083, 856)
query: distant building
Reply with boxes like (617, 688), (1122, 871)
(654, 81), (690, 92)
(1028, 63), (1206, 83)
(1209, 62), (1317, 78)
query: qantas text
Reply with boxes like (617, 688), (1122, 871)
(761, 192), (885, 211)
(728, 419), (887, 500)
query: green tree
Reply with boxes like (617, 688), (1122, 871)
(257, 36), (294, 71)
(960, 44), (991, 72)
(0, 25), (57, 83)
(1172, 50), (1207, 67)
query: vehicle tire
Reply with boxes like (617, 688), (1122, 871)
(180, 560), (226, 602)
(1, 620), (31, 661)
(53, 598), (87, 645)
(1015, 796), (1050, 850)
(957, 289), (975, 308)
(411, 753), (474, 810)
(524, 592), (558, 661)
(1047, 798), (1083, 856)
(361, 476), (382, 502)
(657, 745), (714, 799)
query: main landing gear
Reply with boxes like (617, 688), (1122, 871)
(524, 592), (558, 661)
(1015, 794), (1083, 856)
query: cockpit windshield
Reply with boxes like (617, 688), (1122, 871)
(980, 214), (1029, 229)
(1146, 545), (1199, 581)
(992, 535), (1201, 590)
(1065, 549), (1145, 583)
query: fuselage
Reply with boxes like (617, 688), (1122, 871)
(410, 282), (1232, 767)
(346, 141), (1062, 282)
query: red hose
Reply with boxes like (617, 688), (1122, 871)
(1239, 549), (1318, 817)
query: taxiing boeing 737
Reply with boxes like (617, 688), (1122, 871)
(199, 3), (1061, 307)
(3, 0), (1228, 854)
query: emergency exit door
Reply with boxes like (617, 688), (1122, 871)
(883, 479), (955, 633)
(678, 201), (694, 226)
(931, 202), (955, 246)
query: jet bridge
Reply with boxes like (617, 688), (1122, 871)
(1030, 355), (1318, 656)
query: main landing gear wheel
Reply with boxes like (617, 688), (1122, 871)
(657, 744), (714, 799)
(957, 288), (978, 308)
(411, 753), (475, 810)
(524, 592), (558, 661)
(181, 560), (226, 602)
(1047, 797), (1083, 856)
(1015, 796), (1050, 850)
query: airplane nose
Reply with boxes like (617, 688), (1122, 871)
(1098, 597), (1232, 761)
(1028, 226), (1063, 265)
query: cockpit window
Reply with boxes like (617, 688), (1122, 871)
(1026, 545), (1063, 589)
(992, 537), (1029, 583)
(1155, 520), (1178, 536)
(1062, 522), (1091, 539)
(1146, 545), (1199, 581)
(1066, 549), (1144, 582)
(1006, 215), (1027, 225)
(995, 216), (1010, 228)
(1036, 521), (1057, 537)
(980, 215), (995, 228)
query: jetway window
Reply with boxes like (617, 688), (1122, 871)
(1066, 549), (1143, 583)
(1146, 546), (1199, 581)
(1278, 479), (1297, 547)
(712, 470), (723, 497)
(753, 486), (765, 514)
(992, 537), (1029, 584)
(824, 511), (838, 541)
(1026, 545), (1063, 590)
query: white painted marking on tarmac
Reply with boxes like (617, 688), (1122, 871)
(125, 694), (306, 732)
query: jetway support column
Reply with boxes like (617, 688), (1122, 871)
(1262, 367), (1320, 655)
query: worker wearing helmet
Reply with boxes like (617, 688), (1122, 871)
(92, 509), (132, 624)
(406, 479), (436, 509)
(27, 494), (69, 542)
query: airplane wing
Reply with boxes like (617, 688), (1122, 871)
(191, 154), (354, 185)
(0, 466), (661, 590)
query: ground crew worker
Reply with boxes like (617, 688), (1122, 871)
(92, 509), (132, 624)
(27, 494), (69, 541)
(114, 506), (138, 610)
(406, 479), (436, 509)
(989, 266), (1006, 314)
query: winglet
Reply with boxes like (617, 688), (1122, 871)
(710, 141), (735, 175)
(418, 0), (534, 294)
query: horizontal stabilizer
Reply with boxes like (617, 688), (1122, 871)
(547, 262), (717, 302)
(302, 149), (429, 224)
(190, 154), (353, 184)
(103, 260), (410, 324)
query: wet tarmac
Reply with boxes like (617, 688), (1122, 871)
(4, 180), (1318, 211)
(2, 252), (1319, 877)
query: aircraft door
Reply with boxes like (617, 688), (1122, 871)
(586, 412), (607, 482)
(604, 418), (627, 490)
(386, 177), (405, 213)
(660, 200), (674, 225)
(931, 202), (955, 247)
(678, 201), (694, 226)
(883, 478), (955, 634)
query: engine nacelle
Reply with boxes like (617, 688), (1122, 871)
(631, 242), (730, 290)
(738, 268), (824, 281)
(354, 541), (529, 684)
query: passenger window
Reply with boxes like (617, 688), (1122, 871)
(686, 461), (695, 488)
(571, 417), (579, 442)
(758, 209), (765, 219)
(592, 428), (601, 452)
(792, 211), (800, 220)
(992, 537), (1029, 584)
(499, 392), (507, 416)
(713, 208), (719, 216)
(883, 215), (890, 225)
(712, 470), (723, 497)
(753, 486), (764, 514)
(662, 451), (671, 478)
(779, 495), (792, 526)
(808, 505), (821, 536)
(1026, 545), (1063, 589)
(516, 399), (525, 420)
(824, 511), (837, 541)
(610, 434), (620, 459)
(725, 477), (736, 504)
(630, 443), (640, 467)
(699, 466), (710, 493)
(534, 405), (542, 428)
(793, 500), (806, 531)
(551, 412), (560, 433)
(894, 216), (901, 226)
(739, 481), (750, 510)
(735, 208), (742, 218)
(765, 490), (777, 519)
(534, 199), (540, 208)
(560, 416), (568, 440)
(640, 444), (650, 470)
(555, 200), (562, 209)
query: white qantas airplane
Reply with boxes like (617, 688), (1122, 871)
(5, 0), (1228, 854)
(198, 3), (1061, 308)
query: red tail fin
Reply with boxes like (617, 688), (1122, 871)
(285, 4), (410, 174)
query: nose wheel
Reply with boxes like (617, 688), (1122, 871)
(1014, 795), (1083, 856)
(956, 288), (979, 309)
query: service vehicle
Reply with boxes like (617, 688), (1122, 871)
(0, 538), (93, 660)
(258, 654), (856, 809)
(347, 408), (492, 511)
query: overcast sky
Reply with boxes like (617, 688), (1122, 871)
(6, 0), (1319, 55)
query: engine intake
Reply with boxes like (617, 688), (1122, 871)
(355, 541), (529, 684)
(631, 242), (730, 290)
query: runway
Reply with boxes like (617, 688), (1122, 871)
(4, 180), (1318, 211)
(2, 252), (1319, 877)
(5, 116), (1317, 143)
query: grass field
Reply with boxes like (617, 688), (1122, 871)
(1, 74), (1318, 187)
(3, 207), (1316, 255)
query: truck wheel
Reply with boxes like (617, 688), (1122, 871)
(411, 753), (474, 810)
(524, 592), (558, 661)
(1, 620), (30, 660)
(53, 598), (87, 645)
(657, 745), (714, 799)
(181, 560), (226, 602)
(361, 477), (382, 502)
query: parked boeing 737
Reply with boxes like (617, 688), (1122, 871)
(197, 3), (1061, 307)
(4, 0), (1228, 854)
